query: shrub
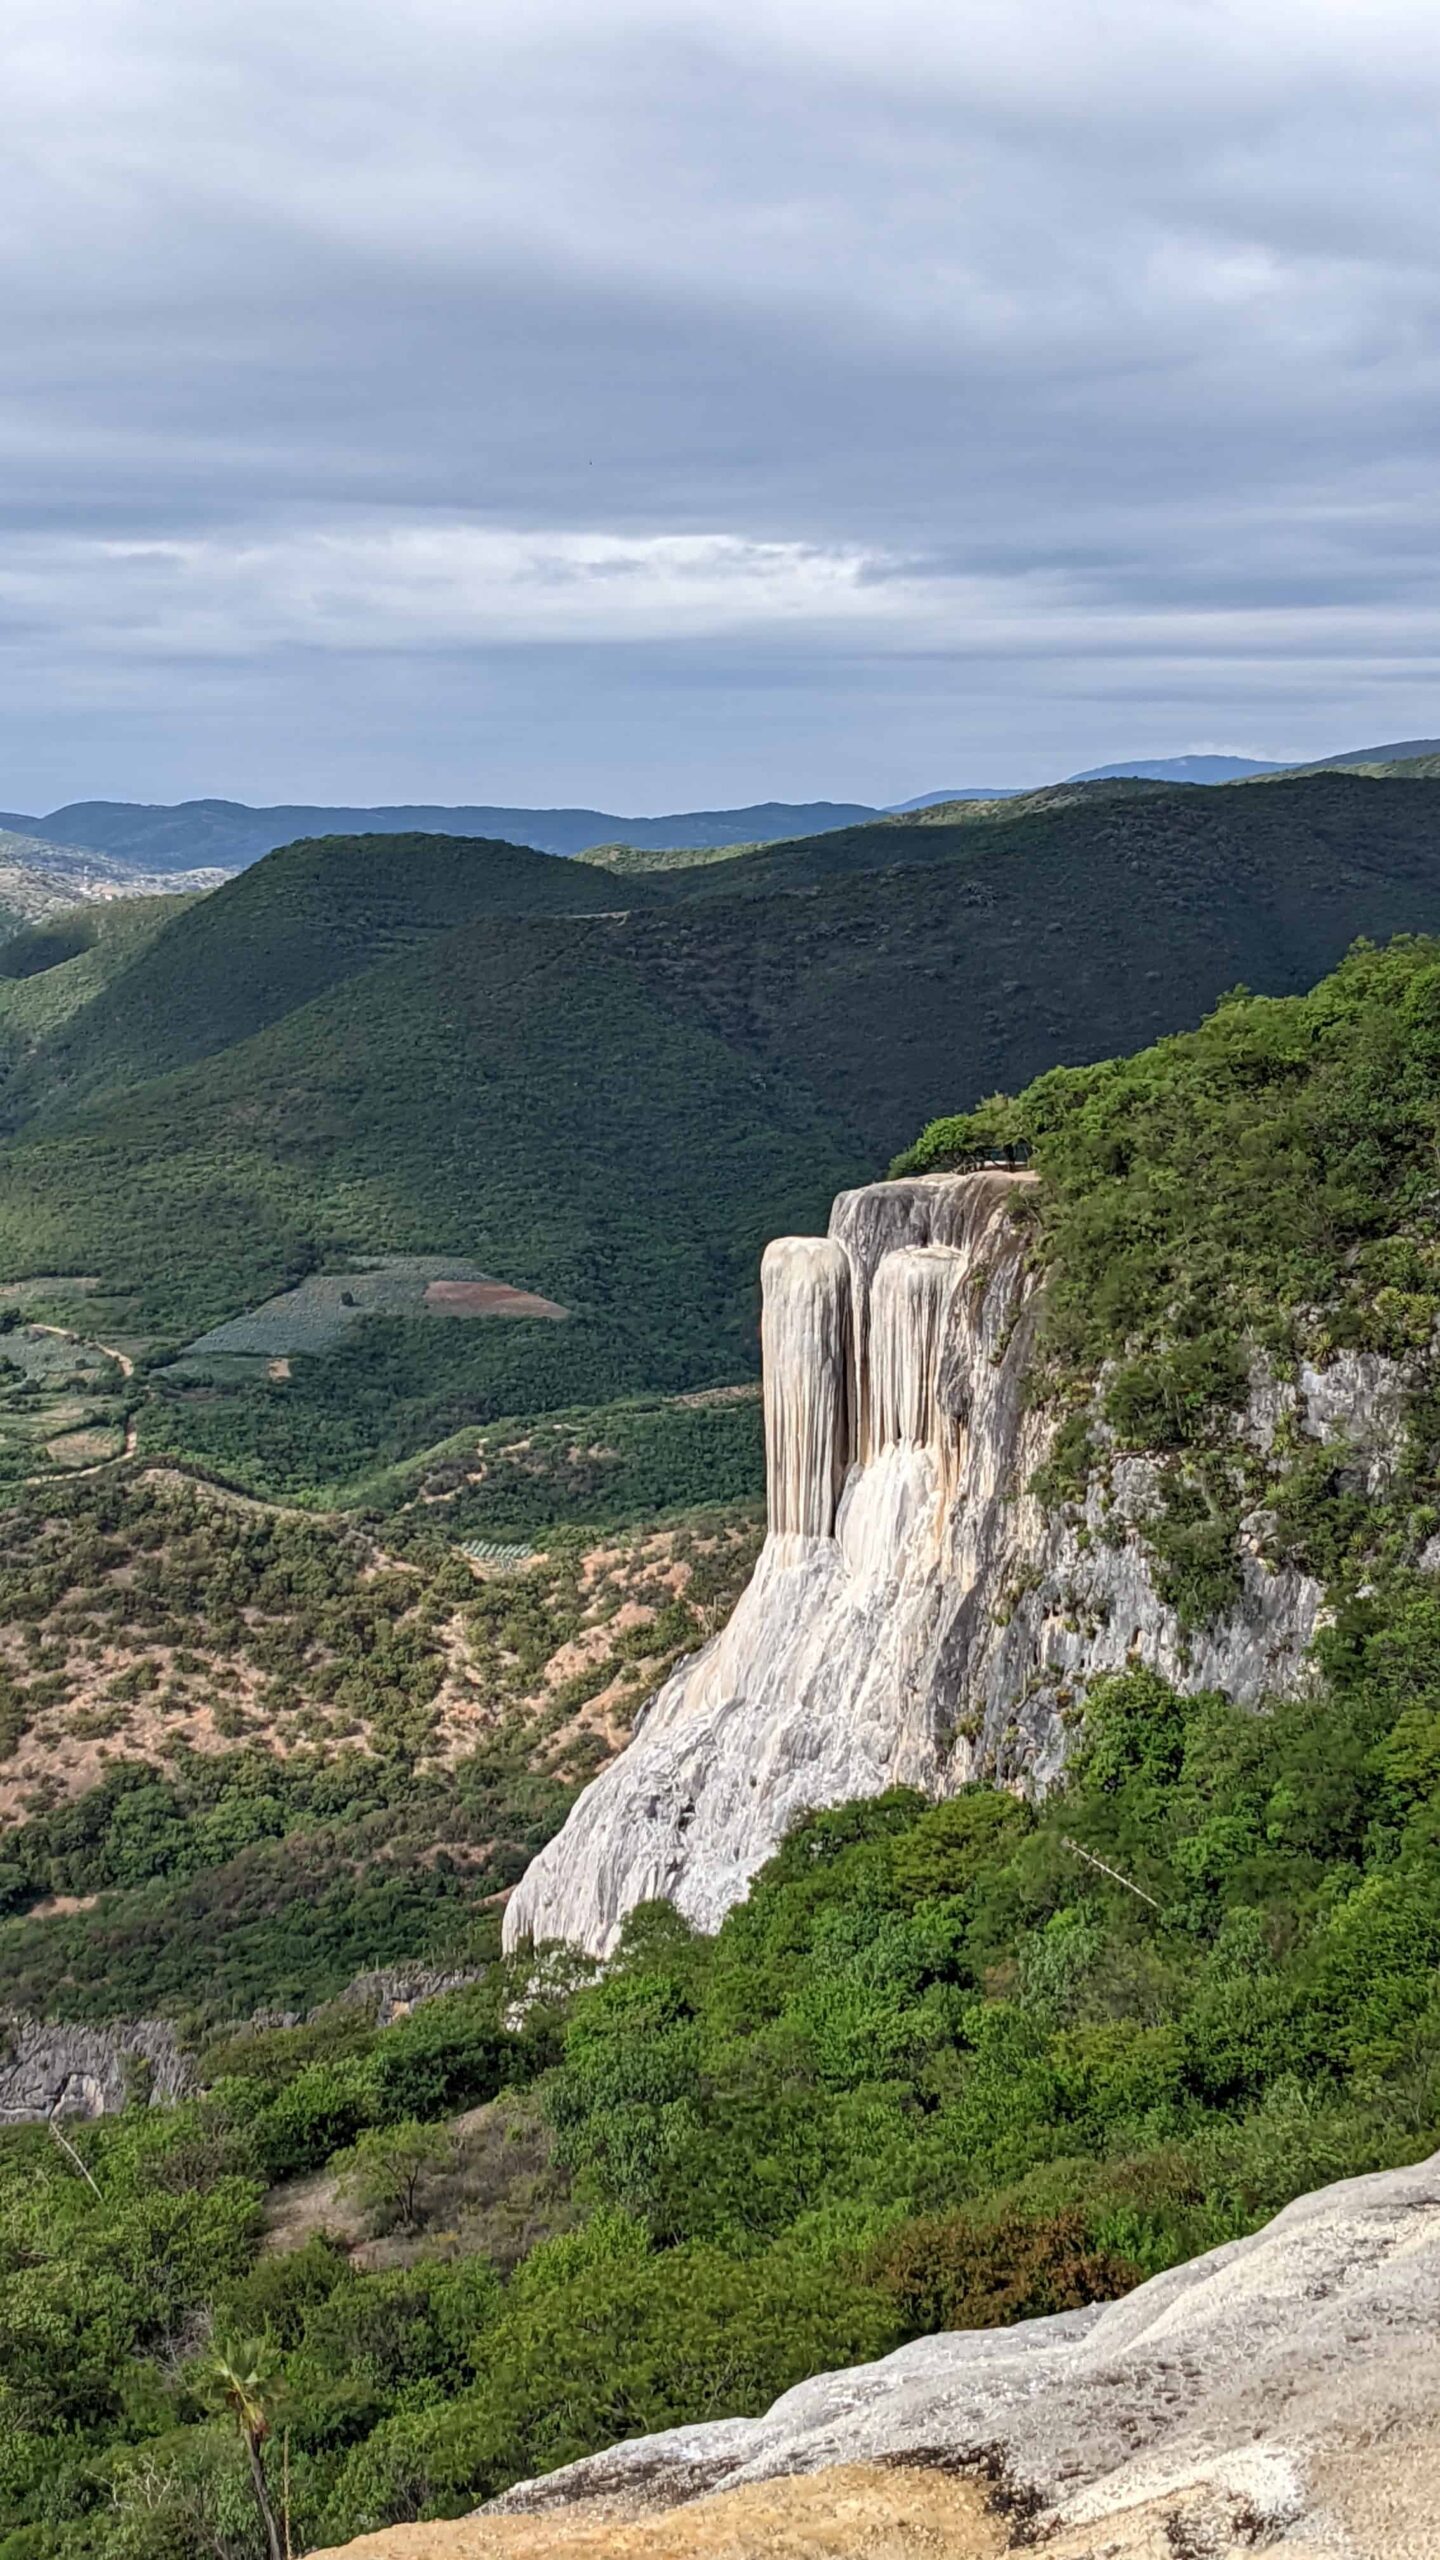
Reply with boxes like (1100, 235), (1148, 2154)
(865, 2207), (1142, 2334)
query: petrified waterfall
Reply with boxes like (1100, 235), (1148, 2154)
(504, 1171), (1042, 1956)
(761, 1237), (851, 1541)
(503, 1168), (1331, 1958)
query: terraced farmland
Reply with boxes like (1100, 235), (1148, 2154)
(0, 1320), (129, 1483)
(179, 1255), (566, 1362)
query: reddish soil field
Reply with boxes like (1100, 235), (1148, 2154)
(423, 1280), (567, 1320)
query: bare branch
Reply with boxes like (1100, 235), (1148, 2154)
(1060, 1835), (1163, 1910)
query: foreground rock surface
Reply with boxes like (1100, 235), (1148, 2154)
(308, 2146), (1440, 2558)
(494, 2146), (1440, 2554)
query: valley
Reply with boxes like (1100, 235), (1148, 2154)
(5, 777), (1440, 2557)
(5, 769), (1440, 1506)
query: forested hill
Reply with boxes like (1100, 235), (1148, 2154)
(638, 766), (1440, 900)
(3, 767), (1440, 1496)
(0, 831), (639, 1122)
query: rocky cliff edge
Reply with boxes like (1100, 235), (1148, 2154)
(506, 1171), (1383, 1959)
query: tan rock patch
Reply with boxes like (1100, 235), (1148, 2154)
(304, 2463), (1007, 2560)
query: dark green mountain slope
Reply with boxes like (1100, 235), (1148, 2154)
(0, 907), (854, 1382)
(0, 831), (637, 1123)
(0, 897), (186, 1081)
(648, 769), (1440, 904)
(603, 772), (1440, 1152)
(4, 765), (1440, 1495)
(23, 770), (1439, 1141)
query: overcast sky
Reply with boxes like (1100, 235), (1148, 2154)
(3, 0), (1439, 811)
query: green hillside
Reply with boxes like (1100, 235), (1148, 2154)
(1280, 750), (1440, 783)
(649, 768), (1440, 903)
(10, 941), (1440, 2546)
(606, 770), (1440, 1153)
(0, 897), (188, 1081)
(576, 836), (768, 875)
(0, 831), (637, 1124)
(0, 909), (855, 1485)
(3, 768), (1440, 1496)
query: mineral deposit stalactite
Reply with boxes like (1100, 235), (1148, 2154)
(761, 1237), (853, 1540)
(865, 1245), (966, 1457)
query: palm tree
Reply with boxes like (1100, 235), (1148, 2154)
(205, 2339), (285, 2560)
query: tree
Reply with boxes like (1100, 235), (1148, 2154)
(204, 2337), (286, 2560)
(334, 2119), (455, 2233)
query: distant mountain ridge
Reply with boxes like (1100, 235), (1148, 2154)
(1066, 754), (1284, 783)
(4, 735), (1438, 878)
(0, 797), (888, 874)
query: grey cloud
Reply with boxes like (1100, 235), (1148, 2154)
(1, 0), (1439, 802)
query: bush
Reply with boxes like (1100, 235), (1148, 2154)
(865, 2207), (1142, 2332)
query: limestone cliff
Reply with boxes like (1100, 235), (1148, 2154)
(0, 2013), (195, 2123)
(506, 1170), (1396, 1960)
(0, 1965), (483, 2124)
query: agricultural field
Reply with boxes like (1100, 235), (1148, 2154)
(0, 1316), (131, 1486)
(177, 1255), (567, 1365)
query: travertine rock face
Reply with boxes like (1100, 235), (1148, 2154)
(504, 1172), (1400, 1961)
(0, 2014), (195, 2122)
(0, 1966), (484, 2123)
(485, 2148), (1440, 2559)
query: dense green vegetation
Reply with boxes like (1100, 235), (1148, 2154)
(0, 909), (854, 1355)
(900, 935), (1440, 1374)
(0, 834), (631, 1124)
(9, 922), (1440, 2549)
(0, 899), (184, 1085)
(367, 1387), (763, 1538)
(642, 766), (1440, 901)
(139, 1328), (766, 1507)
(0, 777), (1438, 1500)
(899, 938), (1440, 1625)
(6, 1628), (1440, 2555)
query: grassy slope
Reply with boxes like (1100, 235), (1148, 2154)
(0, 832), (640, 1123)
(575, 837), (769, 875)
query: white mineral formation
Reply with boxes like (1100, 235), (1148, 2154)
(488, 2147), (1440, 2557)
(505, 1171), (1400, 1960)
